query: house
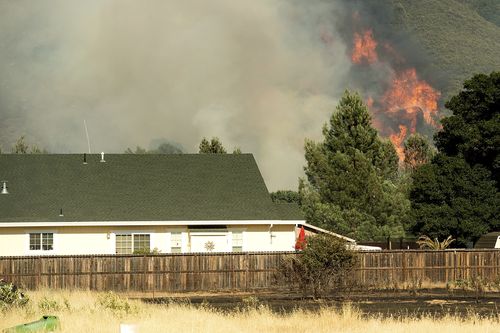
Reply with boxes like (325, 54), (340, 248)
(474, 232), (500, 249)
(0, 153), (354, 256)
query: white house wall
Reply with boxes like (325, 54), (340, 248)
(242, 224), (296, 252)
(0, 224), (298, 256)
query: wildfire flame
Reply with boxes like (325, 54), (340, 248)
(382, 69), (441, 160)
(382, 68), (440, 129)
(389, 125), (408, 161)
(351, 29), (378, 64)
(349, 28), (441, 162)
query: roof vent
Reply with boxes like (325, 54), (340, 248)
(1, 181), (8, 195)
(59, 208), (64, 217)
(83, 153), (88, 165)
(100, 152), (106, 163)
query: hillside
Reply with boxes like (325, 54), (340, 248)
(392, 0), (500, 101)
(458, 0), (500, 26)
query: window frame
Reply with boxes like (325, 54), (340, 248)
(230, 229), (246, 253)
(114, 232), (152, 254)
(27, 231), (55, 253)
(170, 231), (183, 253)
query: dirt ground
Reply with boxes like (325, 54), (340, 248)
(137, 289), (500, 317)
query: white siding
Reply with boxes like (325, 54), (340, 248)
(0, 223), (298, 256)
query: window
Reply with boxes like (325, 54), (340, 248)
(115, 234), (150, 254)
(133, 234), (150, 253)
(29, 233), (53, 251)
(232, 232), (243, 252)
(116, 234), (132, 254)
(171, 232), (182, 253)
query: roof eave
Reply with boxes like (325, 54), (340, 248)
(300, 222), (356, 243)
(0, 219), (305, 228)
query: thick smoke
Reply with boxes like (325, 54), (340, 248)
(0, 1), (439, 190)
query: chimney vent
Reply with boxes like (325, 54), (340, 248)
(100, 152), (106, 163)
(83, 153), (88, 165)
(59, 208), (64, 217)
(1, 181), (8, 195)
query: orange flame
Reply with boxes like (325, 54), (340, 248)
(351, 29), (378, 64)
(350, 26), (441, 163)
(389, 125), (408, 161)
(366, 96), (374, 109)
(382, 68), (440, 128)
(379, 69), (440, 161)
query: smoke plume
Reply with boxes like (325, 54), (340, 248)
(0, 1), (442, 190)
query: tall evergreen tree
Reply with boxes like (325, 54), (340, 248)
(410, 72), (500, 246)
(270, 190), (300, 204)
(410, 155), (500, 247)
(435, 72), (500, 187)
(199, 137), (227, 154)
(11, 136), (45, 154)
(12, 136), (29, 154)
(403, 133), (435, 171)
(300, 91), (408, 240)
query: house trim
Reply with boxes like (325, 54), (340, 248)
(299, 222), (356, 243)
(0, 220), (303, 228)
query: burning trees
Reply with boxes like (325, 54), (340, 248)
(403, 133), (435, 171)
(299, 91), (408, 241)
(347, 21), (442, 163)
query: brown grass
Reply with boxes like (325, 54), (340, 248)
(0, 290), (498, 333)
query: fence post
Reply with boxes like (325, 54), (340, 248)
(454, 250), (457, 281)
(37, 257), (42, 288)
(89, 256), (94, 291)
(143, 255), (147, 293)
(402, 250), (406, 284)
(245, 253), (250, 291)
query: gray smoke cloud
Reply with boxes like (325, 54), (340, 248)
(0, 0), (356, 190)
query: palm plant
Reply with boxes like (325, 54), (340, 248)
(416, 235), (455, 250)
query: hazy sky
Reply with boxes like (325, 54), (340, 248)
(0, 0), (356, 190)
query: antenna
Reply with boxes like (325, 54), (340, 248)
(84, 120), (92, 154)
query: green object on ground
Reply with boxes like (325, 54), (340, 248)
(3, 315), (59, 332)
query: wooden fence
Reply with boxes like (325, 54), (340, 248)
(0, 250), (499, 292)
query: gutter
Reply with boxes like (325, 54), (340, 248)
(0, 219), (306, 228)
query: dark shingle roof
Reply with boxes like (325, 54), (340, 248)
(274, 203), (304, 221)
(474, 232), (500, 248)
(0, 154), (303, 222)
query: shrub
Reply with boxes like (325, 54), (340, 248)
(38, 296), (61, 312)
(0, 280), (29, 310)
(277, 234), (357, 297)
(133, 247), (162, 255)
(240, 296), (262, 311)
(97, 292), (138, 317)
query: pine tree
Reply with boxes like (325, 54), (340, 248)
(300, 91), (408, 240)
(198, 137), (227, 154)
(403, 133), (435, 171)
(12, 136), (29, 154)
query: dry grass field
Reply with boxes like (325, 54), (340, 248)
(0, 290), (499, 333)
